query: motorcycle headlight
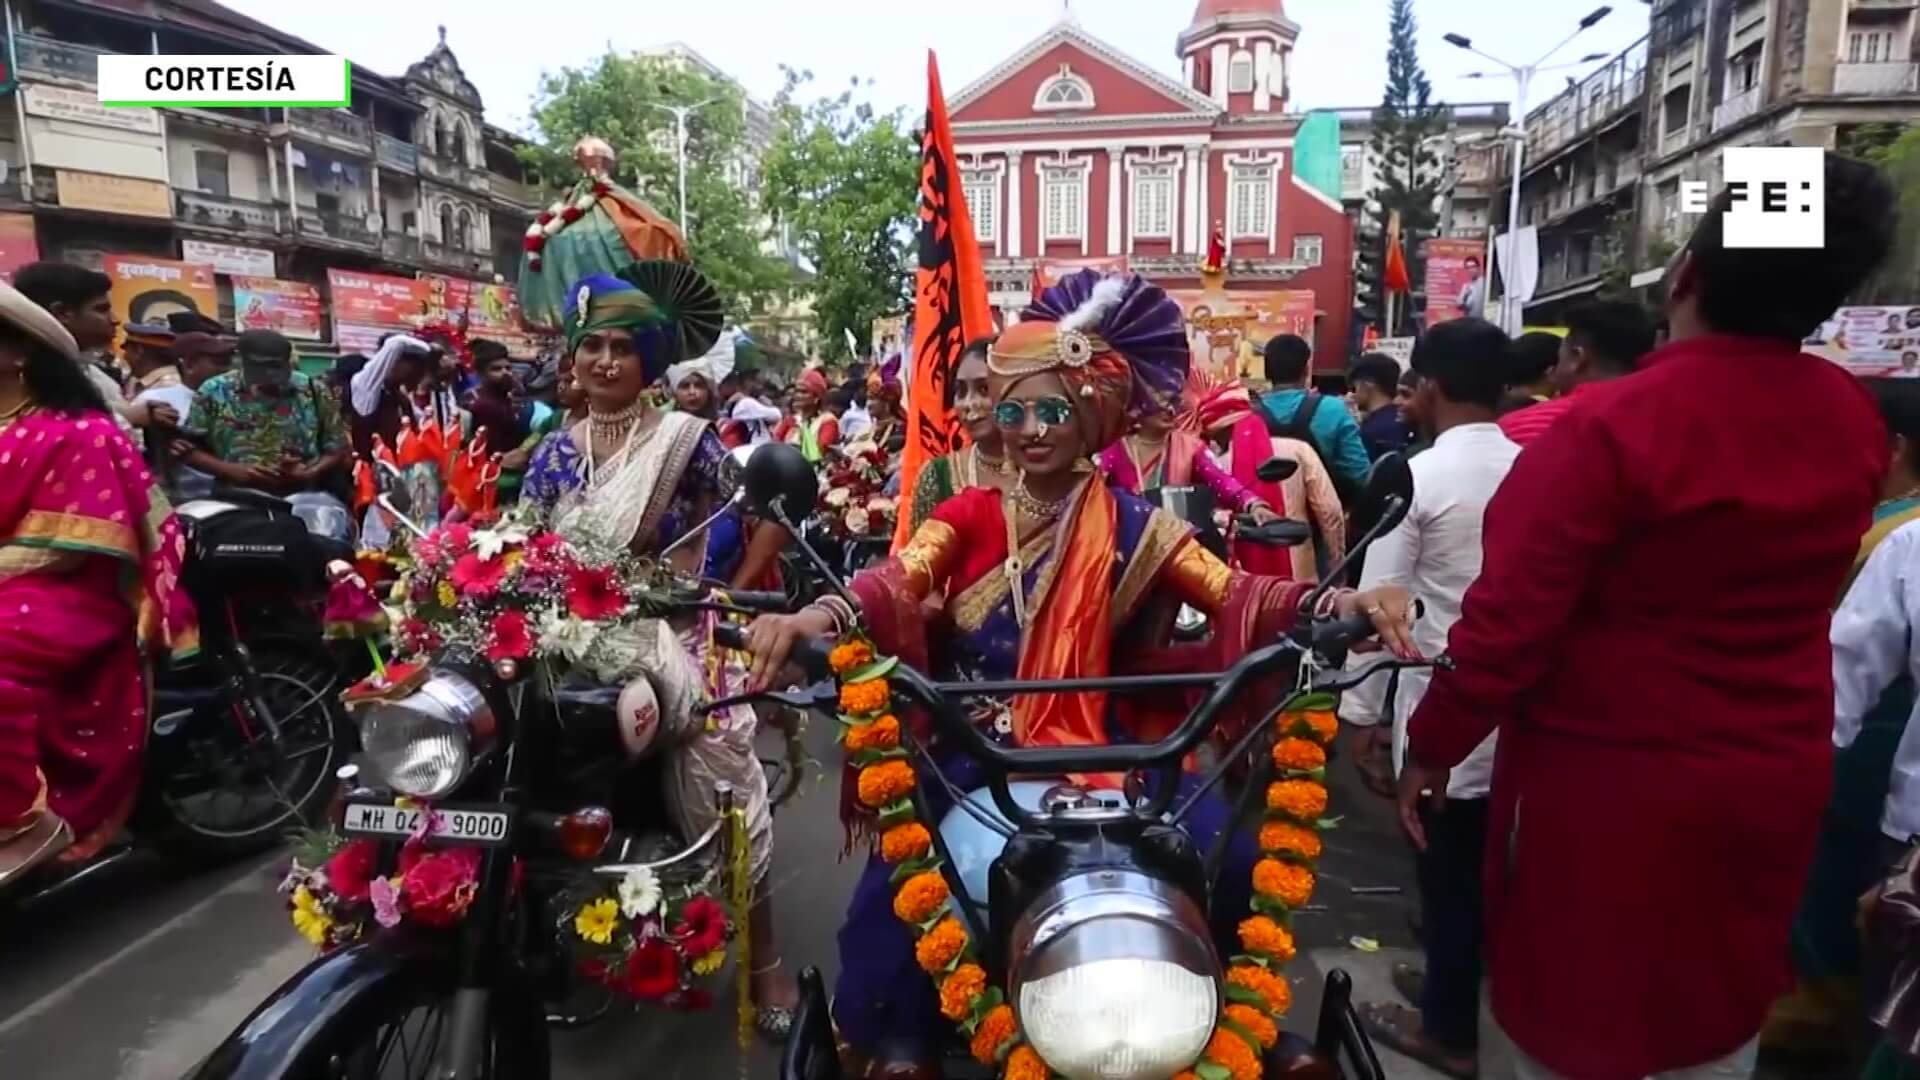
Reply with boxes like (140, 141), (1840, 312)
(356, 671), (496, 799)
(1009, 869), (1220, 1080)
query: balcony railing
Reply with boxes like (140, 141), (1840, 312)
(1834, 61), (1920, 95)
(14, 33), (107, 84)
(297, 210), (377, 247)
(1661, 126), (1691, 155)
(1711, 86), (1762, 132)
(176, 189), (282, 234)
(381, 233), (422, 262)
(1523, 38), (1650, 161)
(419, 153), (488, 193)
(376, 134), (418, 174)
(289, 109), (371, 151)
(488, 175), (541, 209)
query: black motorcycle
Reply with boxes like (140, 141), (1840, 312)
(706, 444), (1424, 1080)
(2, 488), (356, 906)
(189, 480), (805, 1080)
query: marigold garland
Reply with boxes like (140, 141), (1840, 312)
(856, 759), (916, 807)
(1005, 1045), (1052, 1080)
(939, 963), (988, 1021)
(1236, 915), (1297, 963)
(892, 871), (948, 923)
(1271, 736), (1327, 773)
(1265, 778), (1330, 822)
(916, 916), (970, 973)
(1258, 820), (1324, 863)
(1252, 858), (1316, 909)
(1225, 1003), (1279, 1049)
(880, 821), (932, 864)
(971, 1004), (1018, 1065)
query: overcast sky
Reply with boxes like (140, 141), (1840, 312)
(227, 0), (1650, 134)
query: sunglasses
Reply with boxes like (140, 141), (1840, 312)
(993, 396), (1075, 430)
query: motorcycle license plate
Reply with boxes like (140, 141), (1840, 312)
(341, 801), (512, 847)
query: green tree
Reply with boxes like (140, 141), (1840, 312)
(523, 52), (789, 321)
(1360, 0), (1450, 333)
(761, 67), (919, 361)
(1847, 123), (1920, 304)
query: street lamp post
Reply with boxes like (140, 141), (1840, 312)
(1443, 6), (1612, 331)
(651, 97), (718, 239)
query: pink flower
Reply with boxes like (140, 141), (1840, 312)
(523, 532), (575, 575)
(450, 552), (508, 599)
(566, 565), (627, 620)
(400, 847), (480, 928)
(487, 610), (533, 661)
(370, 876), (403, 928)
(322, 839), (380, 903)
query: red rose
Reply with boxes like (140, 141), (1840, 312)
(620, 938), (681, 999)
(672, 895), (729, 958)
(565, 565), (627, 620)
(450, 552), (507, 598)
(559, 206), (584, 224)
(487, 610), (533, 662)
(536, 210), (554, 225)
(322, 839), (380, 903)
(400, 846), (480, 928)
(522, 234), (543, 253)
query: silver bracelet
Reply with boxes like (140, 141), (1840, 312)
(1312, 587), (1353, 620)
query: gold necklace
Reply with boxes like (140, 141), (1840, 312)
(588, 400), (646, 445)
(0, 397), (30, 422)
(1008, 474), (1069, 524)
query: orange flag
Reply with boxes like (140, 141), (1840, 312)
(1383, 209), (1411, 294)
(893, 51), (995, 552)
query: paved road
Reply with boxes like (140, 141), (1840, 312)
(0, 719), (1424, 1080)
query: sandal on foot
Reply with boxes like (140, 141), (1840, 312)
(756, 1004), (795, 1042)
(1358, 1002), (1477, 1080)
(1391, 962), (1426, 1006)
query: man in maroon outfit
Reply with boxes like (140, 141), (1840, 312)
(1396, 154), (1899, 1079)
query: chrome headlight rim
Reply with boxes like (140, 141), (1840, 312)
(1008, 868), (1222, 1080)
(353, 668), (498, 799)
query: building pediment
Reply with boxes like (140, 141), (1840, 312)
(405, 27), (483, 109)
(950, 21), (1220, 126)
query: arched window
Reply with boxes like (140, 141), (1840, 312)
(1229, 52), (1255, 94)
(439, 117), (458, 161)
(456, 207), (474, 251)
(1033, 64), (1095, 112)
(439, 203), (456, 249)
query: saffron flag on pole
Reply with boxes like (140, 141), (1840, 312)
(1383, 209), (1411, 294)
(893, 51), (995, 552)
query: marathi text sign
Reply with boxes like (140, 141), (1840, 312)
(104, 255), (217, 349)
(1805, 306), (1920, 377)
(328, 268), (427, 352)
(1424, 237), (1487, 327)
(183, 239), (274, 277)
(57, 170), (171, 218)
(1169, 288), (1317, 380)
(416, 273), (541, 356)
(234, 276), (322, 340)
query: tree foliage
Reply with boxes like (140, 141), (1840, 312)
(761, 67), (920, 361)
(1846, 123), (1920, 304)
(1359, 0), (1450, 333)
(523, 52), (790, 321)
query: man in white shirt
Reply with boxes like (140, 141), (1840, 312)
(1832, 518), (1920, 863)
(1342, 317), (1520, 1077)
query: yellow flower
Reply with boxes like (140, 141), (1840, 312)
(573, 897), (620, 945)
(291, 886), (333, 947)
(692, 949), (726, 976)
(436, 580), (457, 608)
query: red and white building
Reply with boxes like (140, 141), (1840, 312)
(951, 0), (1354, 365)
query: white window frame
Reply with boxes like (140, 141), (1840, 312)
(1224, 151), (1283, 253)
(1292, 234), (1324, 267)
(1035, 153), (1094, 253)
(1124, 150), (1188, 254)
(1130, 165), (1176, 240)
(960, 163), (1003, 253)
(1033, 64), (1096, 113)
(1228, 52), (1255, 93)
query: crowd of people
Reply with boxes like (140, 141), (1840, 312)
(0, 146), (1915, 1080)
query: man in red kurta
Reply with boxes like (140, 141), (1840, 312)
(1400, 154), (1899, 1080)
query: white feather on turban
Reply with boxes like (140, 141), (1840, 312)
(665, 328), (737, 392)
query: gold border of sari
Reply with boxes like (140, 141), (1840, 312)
(1110, 508), (1198, 625)
(951, 527), (1053, 634)
(2, 510), (139, 568)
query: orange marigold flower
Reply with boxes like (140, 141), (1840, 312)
(1237, 915), (1297, 963)
(857, 760), (916, 808)
(1204, 1027), (1262, 1080)
(1228, 964), (1293, 1016)
(1271, 736), (1327, 773)
(1258, 820), (1323, 862)
(1225, 1003), (1279, 1049)
(839, 678), (891, 716)
(829, 639), (874, 674)
(915, 916), (970, 974)
(1265, 778), (1328, 822)
(1253, 858), (1315, 908)
(939, 963), (987, 1021)
(1004, 1045), (1050, 1080)
(880, 821), (932, 864)
(845, 714), (902, 753)
(892, 872), (949, 924)
(1287, 708), (1337, 744)
(969, 1004), (1017, 1065)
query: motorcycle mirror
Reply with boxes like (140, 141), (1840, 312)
(720, 444), (756, 493)
(1254, 458), (1299, 484)
(1354, 452), (1414, 537)
(744, 442), (819, 524)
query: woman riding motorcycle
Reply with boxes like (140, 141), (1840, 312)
(743, 270), (1414, 1076)
(520, 263), (795, 1033)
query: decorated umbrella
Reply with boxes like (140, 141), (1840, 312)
(519, 136), (693, 328)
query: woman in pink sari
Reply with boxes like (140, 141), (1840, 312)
(0, 281), (196, 883)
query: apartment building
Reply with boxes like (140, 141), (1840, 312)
(0, 0), (540, 346)
(1335, 101), (1513, 242)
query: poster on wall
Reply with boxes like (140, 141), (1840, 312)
(1804, 306), (1920, 377)
(327, 269), (428, 353)
(104, 255), (218, 338)
(1423, 237), (1488, 327)
(233, 277), (323, 340)
(416, 273), (541, 356)
(183, 239), (275, 278)
(1034, 257), (1129, 290)
(1168, 288), (1317, 380)
(0, 213), (40, 282)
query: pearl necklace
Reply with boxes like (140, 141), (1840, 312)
(1001, 475), (1075, 628)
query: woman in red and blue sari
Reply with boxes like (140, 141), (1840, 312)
(743, 271), (1412, 1075)
(0, 281), (196, 883)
